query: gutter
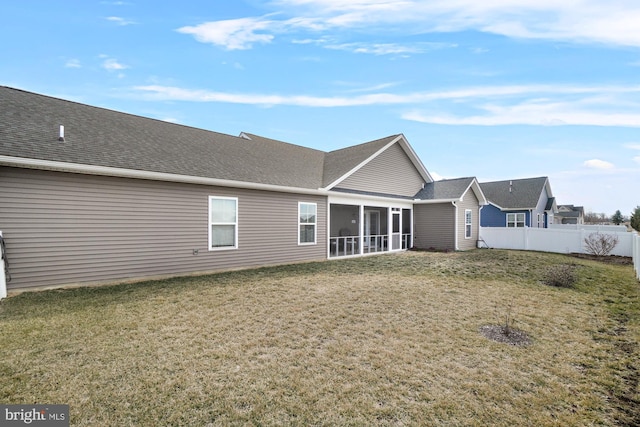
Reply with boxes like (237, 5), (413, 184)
(413, 198), (459, 204)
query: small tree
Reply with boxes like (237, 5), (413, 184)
(611, 210), (624, 225)
(584, 232), (619, 256)
(631, 206), (640, 232)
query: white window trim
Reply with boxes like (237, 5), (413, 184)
(465, 209), (472, 239)
(298, 202), (317, 245)
(506, 212), (526, 228)
(208, 196), (238, 251)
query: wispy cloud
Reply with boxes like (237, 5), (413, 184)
(584, 159), (615, 170)
(627, 143), (640, 164)
(102, 58), (129, 71)
(131, 83), (640, 128)
(106, 16), (135, 26)
(64, 59), (81, 68)
(273, 0), (640, 47)
(177, 17), (275, 50)
(335, 81), (402, 93)
(325, 41), (456, 55)
(403, 101), (640, 127)
(177, 1), (640, 51)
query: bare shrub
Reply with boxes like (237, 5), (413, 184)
(480, 302), (532, 346)
(583, 232), (619, 257)
(543, 264), (577, 288)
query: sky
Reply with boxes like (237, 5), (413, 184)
(1, 1), (639, 216)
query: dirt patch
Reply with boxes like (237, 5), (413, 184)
(479, 325), (532, 346)
(569, 253), (633, 265)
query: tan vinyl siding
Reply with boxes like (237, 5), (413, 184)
(0, 167), (327, 291)
(337, 143), (424, 197)
(457, 190), (480, 251)
(413, 203), (455, 250)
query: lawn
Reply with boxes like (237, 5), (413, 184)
(1, 250), (638, 426)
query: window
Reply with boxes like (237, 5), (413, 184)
(465, 209), (472, 238)
(507, 213), (525, 228)
(299, 202), (317, 245)
(209, 196), (237, 250)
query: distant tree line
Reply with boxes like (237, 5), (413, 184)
(584, 206), (640, 232)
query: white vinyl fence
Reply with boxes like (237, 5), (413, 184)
(634, 233), (640, 281)
(479, 226), (634, 258)
(548, 223), (628, 232)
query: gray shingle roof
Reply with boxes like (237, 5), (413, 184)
(480, 177), (549, 209)
(557, 205), (584, 218)
(0, 86), (408, 191)
(414, 177), (475, 200)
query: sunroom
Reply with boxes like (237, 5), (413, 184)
(328, 195), (413, 258)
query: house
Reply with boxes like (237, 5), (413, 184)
(0, 86), (485, 293)
(479, 177), (557, 228)
(413, 177), (487, 251)
(555, 205), (585, 225)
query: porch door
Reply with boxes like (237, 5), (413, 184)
(391, 208), (401, 250)
(364, 210), (380, 251)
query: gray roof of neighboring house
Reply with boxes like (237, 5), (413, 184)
(480, 176), (549, 210)
(0, 86), (409, 191)
(414, 177), (476, 200)
(557, 205), (584, 218)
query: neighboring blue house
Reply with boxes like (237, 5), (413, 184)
(479, 177), (557, 228)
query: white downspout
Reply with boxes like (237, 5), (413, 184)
(452, 201), (459, 251)
(326, 202), (332, 259)
(0, 231), (6, 300)
(478, 205), (484, 248)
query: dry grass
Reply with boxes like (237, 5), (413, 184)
(0, 250), (638, 426)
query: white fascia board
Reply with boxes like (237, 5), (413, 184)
(329, 192), (414, 208)
(396, 134), (433, 183)
(466, 179), (488, 205)
(323, 135), (432, 190)
(487, 201), (505, 210)
(0, 156), (330, 197)
(544, 177), (554, 198)
(487, 200), (536, 211)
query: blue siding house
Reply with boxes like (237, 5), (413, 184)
(479, 177), (557, 228)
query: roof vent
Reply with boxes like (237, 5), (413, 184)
(509, 180), (513, 193)
(58, 125), (65, 142)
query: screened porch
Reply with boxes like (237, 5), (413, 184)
(329, 204), (412, 257)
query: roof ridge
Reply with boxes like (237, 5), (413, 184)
(480, 176), (547, 184)
(239, 132), (327, 154)
(327, 134), (402, 154)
